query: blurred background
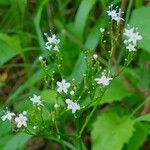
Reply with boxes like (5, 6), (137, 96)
(0, 0), (150, 149)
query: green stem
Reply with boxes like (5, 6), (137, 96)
(78, 88), (107, 137)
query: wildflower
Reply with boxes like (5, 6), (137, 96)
(124, 26), (142, 45)
(100, 28), (105, 33)
(93, 54), (98, 60)
(1, 110), (15, 121)
(126, 44), (136, 52)
(65, 99), (80, 113)
(57, 79), (71, 94)
(15, 111), (27, 128)
(107, 5), (124, 24)
(95, 75), (112, 86)
(44, 31), (60, 51)
(30, 94), (43, 106)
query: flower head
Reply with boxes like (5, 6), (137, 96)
(65, 99), (80, 113)
(95, 75), (112, 86)
(44, 31), (60, 51)
(124, 26), (142, 45)
(15, 112), (27, 128)
(126, 44), (136, 52)
(57, 79), (70, 94)
(30, 94), (43, 106)
(107, 5), (124, 24)
(1, 110), (15, 121)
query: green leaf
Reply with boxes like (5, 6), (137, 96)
(127, 123), (148, 150)
(41, 89), (63, 106)
(74, 0), (97, 40)
(92, 111), (134, 150)
(3, 133), (31, 150)
(6, 70), (43, 105)
(129, 7), (150, 53)
(41, 89), (57, 105)
(0, 33), (24, 66)
(134, 113), (150, 122)
(100, 78), (131, 104)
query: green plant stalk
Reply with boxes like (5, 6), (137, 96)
(78, 88), (107, 137)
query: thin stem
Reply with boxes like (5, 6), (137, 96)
(131, 98), (150, 117)
(78, 88), (107, 137)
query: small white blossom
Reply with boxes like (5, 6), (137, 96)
(126, 44), (136, 52)
(93, 54), (98, 60)
(65, 99), (80, 113)
(100, 28), (105, 33)
(107, 5), (124, 24)
(95, 75), (112, 86)
(1, 111), (15, 121)
(30, 94), (43, 106)
(15, 112), (27, 128)
(44, 31), (60, 51)
(57, 79), (70, 94)
(124, 26), (142, 45)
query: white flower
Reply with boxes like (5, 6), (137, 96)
(1, 111), (15, 121)
(95, 75), (112, 86)
(124, 26), (142, 45)
(30, 94), (43, 106)
(100, 28), (105, 33)
(15, 112), (27, 128)
(107, 5), (124, 24)
(93, 54), (98, 60)
(65, 99), (80, 113)
(57, 79), (70, 94)
(44, 31), (60, 51)
(126, 44), (136, 52)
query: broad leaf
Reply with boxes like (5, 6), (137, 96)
(92, 111), (134, 150)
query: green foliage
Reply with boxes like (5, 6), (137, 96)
(0, 34), (24, 66)
(127, 123), (148, 150)
(101, 78), (132, 104)
(92, 111), (134, 150)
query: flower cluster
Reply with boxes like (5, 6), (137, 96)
(44, 31), (60, 51)
(107, 4), (124, 24)
(56, 79), (80, 113)
(123, 25), (142, 52)
(1, 110), (27, 128)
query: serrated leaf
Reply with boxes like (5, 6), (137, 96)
(129, 7), (150, 53)
(127, 123), (148, 150)
(92, 111), (134, 150)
